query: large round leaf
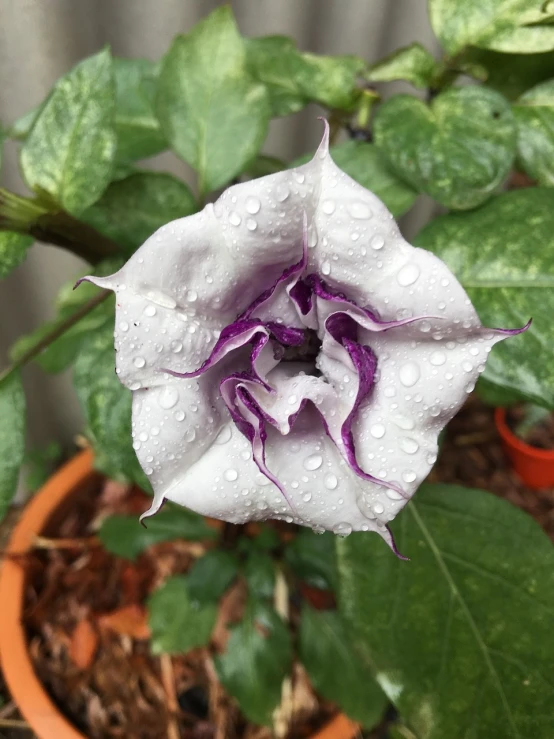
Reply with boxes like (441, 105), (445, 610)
(338, 483), (554, 739)
(374, 87), (516, 210)
(414, 188), (554, 407)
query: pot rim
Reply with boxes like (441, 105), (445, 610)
(495, 407), (554, 461)
(0, 450), (358, 739)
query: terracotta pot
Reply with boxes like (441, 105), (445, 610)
(0, 451), (359, 739)
(495, 407), (554, 489)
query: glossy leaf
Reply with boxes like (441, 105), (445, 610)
(214, 600), (292, 726)
(21, 49), (116, 215)
(113, 57), (167, 163)
(157, 6), (270, 195)
(292, 141), (417, 218)
(299, 51), (365, 111)
(82, 172), (197, 253)
(464, 49), (554, 101)
(99, 506), (216, 560)
(429, 1), (554, 55)
(374, 87), (516, 210)
(186, 550), (239, 604)
(0, 231), (33, 279)
(148, 575), (217, 654)
(338, 483), (554, 739)
(513, 79), (554, 186)
(244, 551), (275, 600)
(284, 529), (337, 591)
(299, 605), (388, 727)
(73, 321), (148, 488)
(366, 43), (441, 88)
(0, 372), (25, 522)
(415, 188), (554, 407)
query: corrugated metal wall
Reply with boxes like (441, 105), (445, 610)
(0, 0), (438, 454)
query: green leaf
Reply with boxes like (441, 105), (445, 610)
(82, 171), (197, 253)
(476, 376), (523, 407)
(215, 600), (292, 726)
(23, 441), (62, 493)
(73, 321), (147, 487)
(366, 43), (441, 89)
(338, 483), (554, 739)
(429, 0), (554, 55)
(0, 231), (33, 279)
(513, 79), (554, 186)
(113, 57), (167, 163)
(0, 372), (25, 522)
(374, 87), (516, 210)
(244, 551), (275, 600)
(157, 7), (270, 196)
(20, 48), (116, 215)
(10, 263), (118, 373)
(243, 154), (287, 180)
(186, 550), (239, 604)
(148, 575), (217, 654)
(415, 188), (554, 407)
(245, 36), (364, 116)
(330, 141), (418, 217)
(284, 529), (337, 591)
(463, 48), (554, 101)
(299, 606), (388, 727)
(99, 505), (216, 560)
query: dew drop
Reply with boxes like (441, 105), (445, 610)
(321, 261), (331, 276)
(143, 305), (156, 317)
(399, 361), (420, 387)
(229, 211), (241, 226)
(402, 470), (417, 483)
(322, 199), (336, 215)
(134, 356), (146, 368)
(397, 264), (420, 287)
(171, 340), (183, 353)
(294, 172), (305, 184)
(174, 410), (186, 422)
(276, 183), (289, 202)
(224, 468), (238, 482)
(246, 218), (257, 231)
(370, 423), (386, 439)
(186, 289), (198, 303)
(400, 437), (419, 454)
(304, 454), (323, 471)
(146, 290), (177, 310)
(333, 522), (352, 537)
(325, 474), (338, 490)
(374, 502), (385, 514)
(302, 492), (312, 503)
(119, 321), (129, 332)
(185, 429), (196, 442)
(392, 415), (415, 430)
(130, 381), (141, 391)
(463, 361), (473, 373)
(386, 488), (404, 500)
(371, 234), (385, 250)
(158, 386), (179, 410)
(246, 196), (261, 214)
(430, 351), (446, 366)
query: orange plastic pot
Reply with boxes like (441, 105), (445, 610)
(495, 407), (554, 489)
(0, 450), (359, 739)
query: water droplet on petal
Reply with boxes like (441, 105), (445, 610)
(402, 470), (417, 483)
(386, 488), (404, 500)
(333, 522), (352, 537)
(370, 424), (386, 439)
(430, 351), (446, 366)
(374, 502), (384, 514)
(119, 321), (129, 332)
(224, 468), (238, 482)
(171, 341), (183, 353)
(229, 211), (241, 226)
(146, 290), (177, 310)
(174, 410), (186, 421)
(143, 305), (156, 317)
(216, 426), (232, 444)
(246, 218), (257, 231)
(187, 289), (198, 303)
(276, 183), (289, 202)
(246, 196), (261, 214)
(397, 264), (420, 287)
(304, 454), (323, 471)
(371, 234), (385, 250)
(322, 200), (336, 215)
(399, 361), (420, 387)
(400, 437), (419, 454)
(130, 381), (141, 391)
(321, 261), (331, 276)
(294, 172), (305, 184)
(348, 201), (372, 219)
(185, 429), (196, 442)
(302, 492), (312, 502)
(463, 361), (473, 372)
(134, 356), (146, 368)
(392, 415), (415, 430)
(158, 386), (179, 409)
(325, 474), (338, 490)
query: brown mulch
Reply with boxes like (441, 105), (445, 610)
(1, 396), (553, 739)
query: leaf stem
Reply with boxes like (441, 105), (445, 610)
(0, 289), (111, 383)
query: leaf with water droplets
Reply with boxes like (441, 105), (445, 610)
(338, 483), (554, 739)
(415, 188), (554, 407)
(374, 86), (516, 210)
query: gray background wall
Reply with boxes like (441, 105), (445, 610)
(0, 0), (438, 470)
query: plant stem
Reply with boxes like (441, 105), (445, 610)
(0, 289), (111, 384)
(0, 188), (121, 264)
(272, 567), (293, 738)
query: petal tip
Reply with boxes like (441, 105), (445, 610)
(315, 117), (330, 159)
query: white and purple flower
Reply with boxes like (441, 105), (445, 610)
(82, 122), (526, 554)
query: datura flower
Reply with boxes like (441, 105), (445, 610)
(82, 122), (526, 555)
